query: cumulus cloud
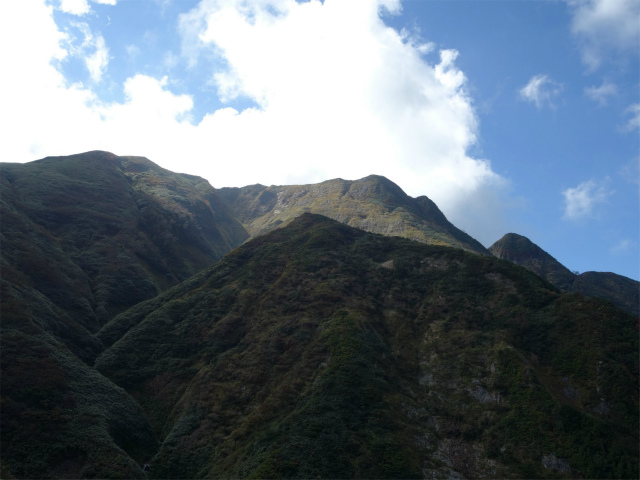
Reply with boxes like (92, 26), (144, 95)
(584, 80), (617, 105)
(1, 0), (510, 245)
(562, 179), (613, 220)
(566, 0), (640, 70)
(519, 74), (563, 109)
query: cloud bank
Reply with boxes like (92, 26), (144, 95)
(1, 0), (509, 244)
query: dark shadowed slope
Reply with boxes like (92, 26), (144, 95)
(218, 175), (489, 254)
(96, 214), (638, 479)
(488, 233), (576, 291)
(490, 233), (639, 316)
(1, 151), (248, 359)
(0, 151), (248, 479)
(1, 284), (157, 479)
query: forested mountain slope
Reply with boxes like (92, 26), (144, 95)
(0, 151), (248, 479)
(1, 153), (637, 479)
(96, 214), (638, 479)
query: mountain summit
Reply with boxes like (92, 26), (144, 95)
(218, 175), (489, 254)
(489, 233), (576, 291)
(489, 233), (639, 316)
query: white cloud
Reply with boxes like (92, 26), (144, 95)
(562, 179), (613, 220)
(85, 34), (109, 82)
(623, 103), (640, 132)
(58, 0), (116, 16)
(1, 0), (510, 245)
(519, 74), (563, 109)
(64, 22), (110, 82)
(584, 80), (617, 105)
(566, 0), (640, 70)
(59, 0), (91, 16)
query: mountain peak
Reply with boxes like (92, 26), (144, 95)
(489, 233), (575, 291)
(218, 175), (489, 254)
(489, 232), (639, 316)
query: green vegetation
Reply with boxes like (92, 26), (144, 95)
(489, 233), (639, 316)
(218, 175), (489, 254)
(1, 152), (637, 479)
(1, 282), (156, 479)
(93, 214), (637, 479)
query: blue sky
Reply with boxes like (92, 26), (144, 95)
(1, 0), (638, 280)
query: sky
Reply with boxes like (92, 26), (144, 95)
(1, 0), (638, 280)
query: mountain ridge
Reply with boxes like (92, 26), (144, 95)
(489, 233), (639, 316)
(218, 174), (489, 254)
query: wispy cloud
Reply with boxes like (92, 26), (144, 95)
(85, 34), (109, 82)
(562, 178), (613, 220)
(566, 0), (640, 70)
(611, 238), (634, 254)
(65, 22), (110, 82)
(623, 103), (640, 132)
(519, 74), (563, 109)
(125, 44), (141, 61)
(584, 80), (617, 105)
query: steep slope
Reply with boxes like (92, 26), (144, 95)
(0, 152), (249, 479)
(218, 175), (489, 254)
(96, 214), (638, 479)
(572, 271), (639, 316)
(0, 151), (248, 359)
(1, 282), (157, 479)
(490, 233), (639, 316)
(488, 233), (576, 291)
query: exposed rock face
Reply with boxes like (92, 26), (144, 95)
(489, 233), (639, 316)
(542, 453), (571, 473)
(218, 175), (489, 254)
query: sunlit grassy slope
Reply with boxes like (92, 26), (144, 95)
(218, 175), (489, 254)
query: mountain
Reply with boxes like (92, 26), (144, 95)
(1, 151), (248, 359)
(489, 233), (639, 316)
(1, 154), (637, 479)
(96, 214), (638, 479)
(218, 175), (489, 254)
(1, 152), (248, 479)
